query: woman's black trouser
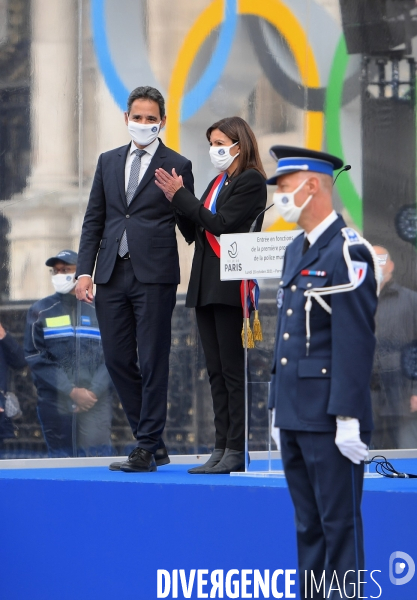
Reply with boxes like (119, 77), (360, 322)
(195, 304), (245, 451)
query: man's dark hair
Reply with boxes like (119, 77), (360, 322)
(127, 86), (165, 118)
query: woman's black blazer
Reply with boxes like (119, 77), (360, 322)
(172, 168), (267, 308)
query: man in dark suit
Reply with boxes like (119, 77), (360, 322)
(75, 86), (194, 472)
(267, 147), (378, 599)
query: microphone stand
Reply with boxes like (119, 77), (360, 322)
(249, 203), (274, 232)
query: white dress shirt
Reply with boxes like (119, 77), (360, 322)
(124, 138), (160, 191)
(305, 210), (338, 247)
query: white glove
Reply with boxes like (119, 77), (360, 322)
(335, 417), (368, 464)
(270, 409), (281, 451)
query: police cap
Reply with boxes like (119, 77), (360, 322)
(266, 145), (344, 185)
(45, 249), (78, 267)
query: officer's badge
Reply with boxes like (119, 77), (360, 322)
(277, 288), (284, 308)
(342, 227), (361, 245)
(350, 261), (367, 288)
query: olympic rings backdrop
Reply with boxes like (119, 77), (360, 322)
(91, 0), (362, 229)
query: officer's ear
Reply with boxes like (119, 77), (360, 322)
(307, 176), (320, 195)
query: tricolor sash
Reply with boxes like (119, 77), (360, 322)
(240, 280), (259, 319)
(203, 174), (263, 348)
(240, 279), (262, 347)
(203, 172), (227, 257)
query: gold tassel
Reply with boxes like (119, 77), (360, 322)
(241, 318), (255, 348)
(253, 310), (263, 342)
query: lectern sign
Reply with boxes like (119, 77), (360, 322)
(220, 231), (301, 281)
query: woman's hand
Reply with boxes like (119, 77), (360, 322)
(155, 167), (184, 202)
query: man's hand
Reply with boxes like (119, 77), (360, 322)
(154, 167), (184, 201)
(410, 395), (417, 413)
(75, 276), (94, 303)
(70, 387), (98, 412)
(335, 417), (368, 464)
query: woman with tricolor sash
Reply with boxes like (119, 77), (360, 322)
(155, 116), (267, 473)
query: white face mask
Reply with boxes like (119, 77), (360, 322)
(273, 179), (313, 223)
(52, 273), (76, 294)
(209, 142), (240, 171)
(127, 120), (161, 147)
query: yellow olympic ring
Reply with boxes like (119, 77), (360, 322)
(166, 0), (224, 150)
(166, 0), (323, 231)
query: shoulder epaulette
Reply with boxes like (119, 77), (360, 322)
(341, 227), (364, 246)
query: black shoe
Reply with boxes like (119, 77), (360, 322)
(109, 445), (170, 471)
(119, 447), (157, 472)
(188, 449), (225, 474)
(108, 460), (124, 471)
(155, 446), (170, 466)
(205, 448), (245, 474)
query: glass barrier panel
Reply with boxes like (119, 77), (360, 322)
(1, 1), (417, 460)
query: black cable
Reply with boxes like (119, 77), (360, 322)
(364, 455), (417, 478)
(333, 164), (351, 186)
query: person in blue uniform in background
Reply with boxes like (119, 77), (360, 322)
(267, 147), (378, 599)
(25, 250), (113, 457)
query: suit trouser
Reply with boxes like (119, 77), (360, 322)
(195, 304), (245, 451)
(280, 429), (370, 600)
(95, 258), (176, 454)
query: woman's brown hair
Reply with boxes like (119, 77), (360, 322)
(206, 116), (266, 179)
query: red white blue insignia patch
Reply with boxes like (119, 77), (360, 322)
(350, 261), (368, 288)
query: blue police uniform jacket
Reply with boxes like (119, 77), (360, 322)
(24, 293), (111, 410)
(268, 215), (377, 433)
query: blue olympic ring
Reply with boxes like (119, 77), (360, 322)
(91, 0), (237, 121)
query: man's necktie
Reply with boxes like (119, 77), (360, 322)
(118, 148), (146, 257)
(302, 236), (310, 255)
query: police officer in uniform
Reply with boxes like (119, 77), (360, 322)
(267, 147), (378, 599)
(25, 250), (113, 457)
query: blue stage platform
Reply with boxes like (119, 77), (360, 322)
(1, 460), (417, 599)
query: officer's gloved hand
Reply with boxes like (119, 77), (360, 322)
(335, 417), (368, 464)
(270, 409), (280, 451)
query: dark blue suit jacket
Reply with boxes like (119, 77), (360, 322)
(268, 215), (377, 433)
(76, 140), (194, 284)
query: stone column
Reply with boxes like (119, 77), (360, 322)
(29, 0), (78, 190)
(3, 0), (79, 300)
